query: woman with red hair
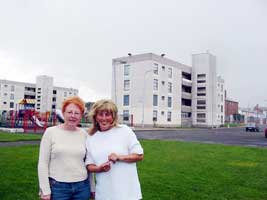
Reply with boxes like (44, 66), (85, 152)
(38, 96), (94, 200)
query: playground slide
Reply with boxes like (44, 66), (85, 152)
(31, 115), (44, 127)
(56, 109), (65, 123)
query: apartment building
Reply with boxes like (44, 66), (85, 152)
(0, 75), (78, 114)
(112, 52), (225, 127)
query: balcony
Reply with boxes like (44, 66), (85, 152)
(182, 105), (192, 112)
(182, 92), (192, 99)
(24, 90), (36, 96)
(182, 78), (192, 87)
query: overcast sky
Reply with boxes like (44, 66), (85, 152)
(0, 0), (266, 108)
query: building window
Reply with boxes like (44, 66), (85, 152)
(124, 64), (130, 76)
(153, 95), (158, 106)
(123, 95), (130, 106)
(168, 68), (172, 78)
(197, 113), (206, 123)
(64, 92), (67, 97)
(153, 110), (157, 121)
(197, 93), (206, 96)
(10, 102), (14, 108)
(4, 84), (8, 88)
(221, 105), (223, 112)
(52, 105), (56, 109)
(153, 79), (158, 90)
(38, 88), (41, 90)
(153, 63), (158, 75)
(197, 80), (206, 83)
(161, 81), (165, 85)
(168, 82), (172, 93)
(161, 111), (164, 115)
(197, 113), (206, 118)
(123, 110), (129, 121)
(161, 96), (165, 100)
(197, 74), (206, 79)
(197, 87), (206, 92)
(197, 119), (206, 123)
(197, 100), (206, 105)
(124, 80), (130, 91)
(53, 90), (57, 94)
(52, 97), (56, 102)
(168, 97), (172, 108)
(197, 106), (206, 110)
(11, 85), (15, 92)
(4, 93), (7, 96)
(167, 111), (171, 122)
(162, 66), (165, 71)
(182, 112), (191, 118)
(10, 93), (14, 100)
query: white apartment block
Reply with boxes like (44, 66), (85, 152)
(0, 75), (78, 114)
(112, 52), (225, 127)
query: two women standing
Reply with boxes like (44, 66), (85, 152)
(38, 98), (143, 200)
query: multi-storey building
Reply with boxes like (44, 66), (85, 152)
(112, 52), (225, 127)
(0, 75), (78, 114)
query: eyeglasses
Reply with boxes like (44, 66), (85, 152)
(65, 111), (81, 116)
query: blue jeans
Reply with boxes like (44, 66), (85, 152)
(49, 178), (90, 200)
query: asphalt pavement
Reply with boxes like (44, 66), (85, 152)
(134, 126), (267, 148)
(1, 126), (266, 148)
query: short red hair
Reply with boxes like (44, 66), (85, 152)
(62, 96), (85, 114)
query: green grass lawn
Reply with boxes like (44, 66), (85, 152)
(0, 132), (42, 142)
(0, 140), (266, 200)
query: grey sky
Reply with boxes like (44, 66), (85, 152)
(0, 0), (266, 108)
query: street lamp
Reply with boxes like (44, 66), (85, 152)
(141, 69), (153, 128)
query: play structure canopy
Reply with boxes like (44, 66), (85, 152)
(18, 99), (35, 105)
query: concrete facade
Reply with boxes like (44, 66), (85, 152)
(112, 52), (225, 127)
(0, 76), (78, 114)
(191, 53), (224, 127)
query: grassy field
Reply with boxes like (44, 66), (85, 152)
(0, 140), (266, 199)
(0, 132), (42, 142)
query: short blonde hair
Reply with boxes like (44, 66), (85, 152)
(89, 99), (118, 135)
(62, 96), (85, 114)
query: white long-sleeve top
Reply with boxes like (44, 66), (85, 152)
(38, 126), (91, 195)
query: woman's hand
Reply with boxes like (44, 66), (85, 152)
(40, 194), (51, 200)
(99, 161), (111, 172)
(108, 153), (120, 163)
(90, 192), (95, 199)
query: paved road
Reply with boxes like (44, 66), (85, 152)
(1, 127), (266, 148)
(134, 127), (267, 148)
(0, 140), (40, 147)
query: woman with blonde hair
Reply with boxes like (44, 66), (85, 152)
(85, 99), (144, 200)
(38, 96), (94, 200)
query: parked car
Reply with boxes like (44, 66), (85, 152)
(245, 122), (260, 132)
(265, 128), (267, 138)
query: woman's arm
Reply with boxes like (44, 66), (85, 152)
(38, 130), (52, 197)
(108, 153), (143, 163)
(87, 161), (111, 173)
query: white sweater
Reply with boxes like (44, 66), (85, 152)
(38, 126), (91, 195)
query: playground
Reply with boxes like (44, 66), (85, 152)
(0, 98), (90, 133)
